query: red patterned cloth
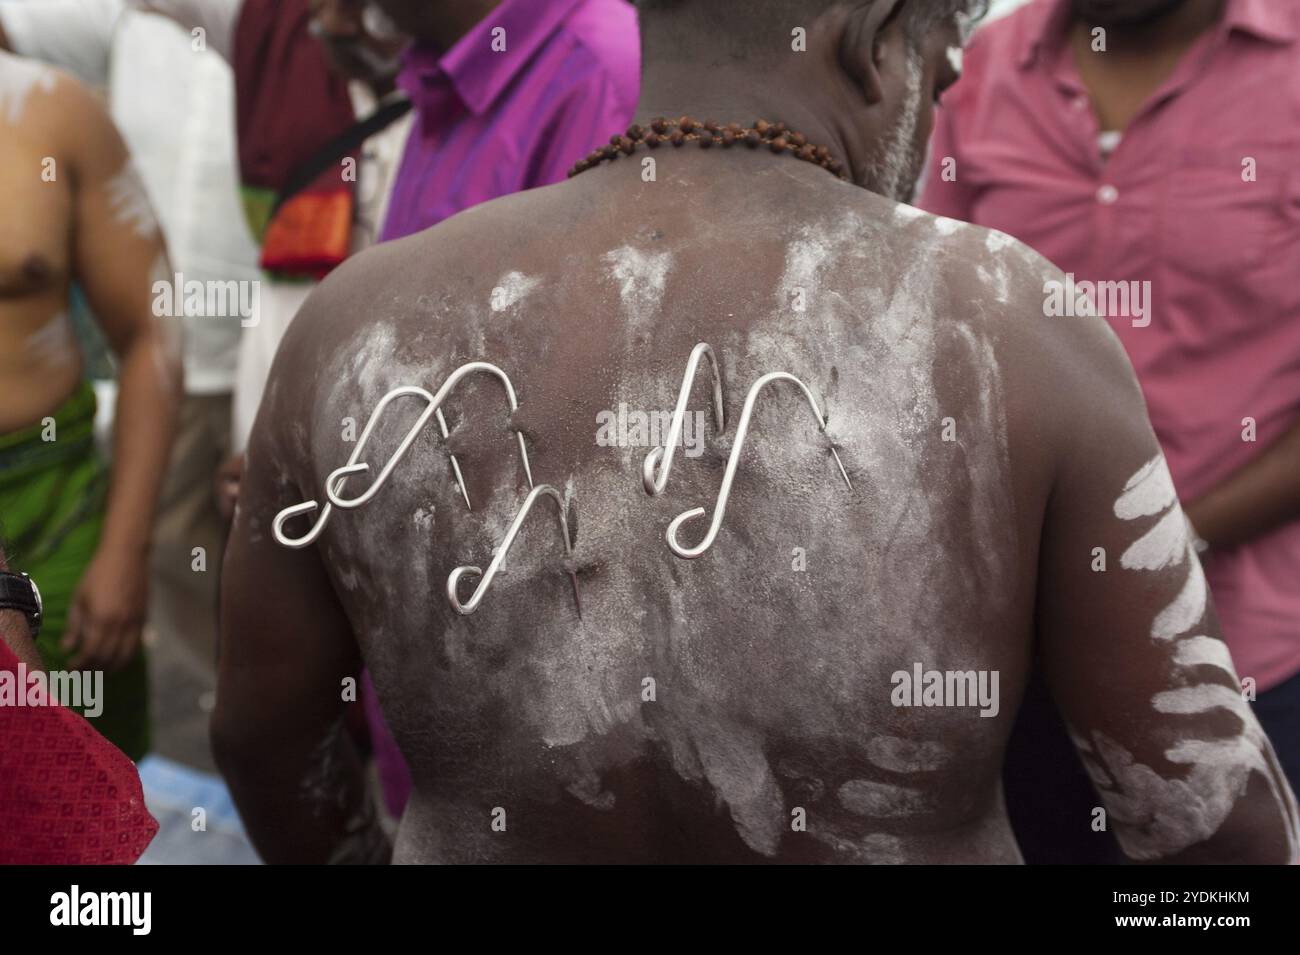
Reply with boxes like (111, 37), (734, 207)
(0, 641), (158, 864)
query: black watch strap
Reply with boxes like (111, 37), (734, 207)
(0, 571), (42, 637)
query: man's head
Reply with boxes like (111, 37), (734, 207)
(1071, 0), (1190, 28)
(309, 0), (409, 88)
(636, 0), (986, 201)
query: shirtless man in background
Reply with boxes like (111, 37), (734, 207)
(0, 47), (179, 758)
(217, 0), (1298, 863)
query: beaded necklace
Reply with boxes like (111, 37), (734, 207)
(569, 116), (849, 181)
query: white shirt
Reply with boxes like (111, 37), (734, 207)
(230, 83), (413, 452)
(0, 0), (259, 395)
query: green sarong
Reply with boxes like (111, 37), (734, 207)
(0, 381), (150, 759)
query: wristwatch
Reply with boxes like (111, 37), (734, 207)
(0, 571), (43, 637)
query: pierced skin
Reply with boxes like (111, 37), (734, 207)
(216, 138), (1295, 864)
(216, 0), (1294, 862)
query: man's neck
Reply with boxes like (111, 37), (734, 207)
(416, 0), (503, 52)
(636, 63), (853, 173)
(1076, 0), (1226, 55)
(1069, 0), (1226, 131)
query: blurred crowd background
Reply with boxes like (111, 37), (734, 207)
(5, 0), (1297, 866)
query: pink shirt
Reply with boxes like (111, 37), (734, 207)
(381, 0), (640, 241)
(920, 0), (1300, 690)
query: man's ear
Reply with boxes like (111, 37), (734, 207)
(836, 0), (907, 106)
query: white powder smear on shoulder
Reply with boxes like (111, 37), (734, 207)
(489, 271), (540, 312)
(985, 230), (1016, 254)
(778, 233), (832, 310)
(0, 55), (56, 125)
(933, 216), (964, 236)
(603, 246), (672, 329)
(892, 202), (926, 223)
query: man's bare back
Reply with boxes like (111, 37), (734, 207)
(218, 149), (1297, 863)
(217, 0), (1298, 864)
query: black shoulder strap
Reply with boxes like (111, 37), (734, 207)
(271, 95), (414, 216)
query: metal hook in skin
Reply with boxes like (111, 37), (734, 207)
(665, 371), (852, 560)
(272, 362), (533, 548)
(642, 342), (726, 496)
(272, 386), (438, 549)
(321, 408), (476, 514)
(446, 484), (582, 617)
(272, 498), (332, 549)
(326, 362), (534, 511)
(435, 409), (472, 510)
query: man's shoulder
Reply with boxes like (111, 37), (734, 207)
(0, 49), (62, 118)
(884, 201), (1051, 312)
(277, 192), (532, 352)
(883, 200), (1135, 399)
(0, 50), (106, 143)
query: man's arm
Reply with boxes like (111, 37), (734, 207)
(1033, 295), (1299, 863)
(56, 75), (181, 671)
(0, 545), (44, 672)
(213, 300), (389, 864)
(1184, 418), (1300, 550)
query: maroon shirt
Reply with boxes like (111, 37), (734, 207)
(0, 641), (157, 864)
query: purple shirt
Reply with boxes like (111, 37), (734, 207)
(920, 0), (1300, 690)
(380, 0), (640, 241)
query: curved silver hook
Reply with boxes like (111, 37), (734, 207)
(270, 388), (432, 549)
(324, 385), (440, 510)
(272, 500), (329, 549)
(325, 361), (534, 510)
(436, 409), (472, 510)
(273, 362), (532, 548)
(642, 342), (726, 496)
(446, 484), (581, 616)
(666, 371), (852, 559)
